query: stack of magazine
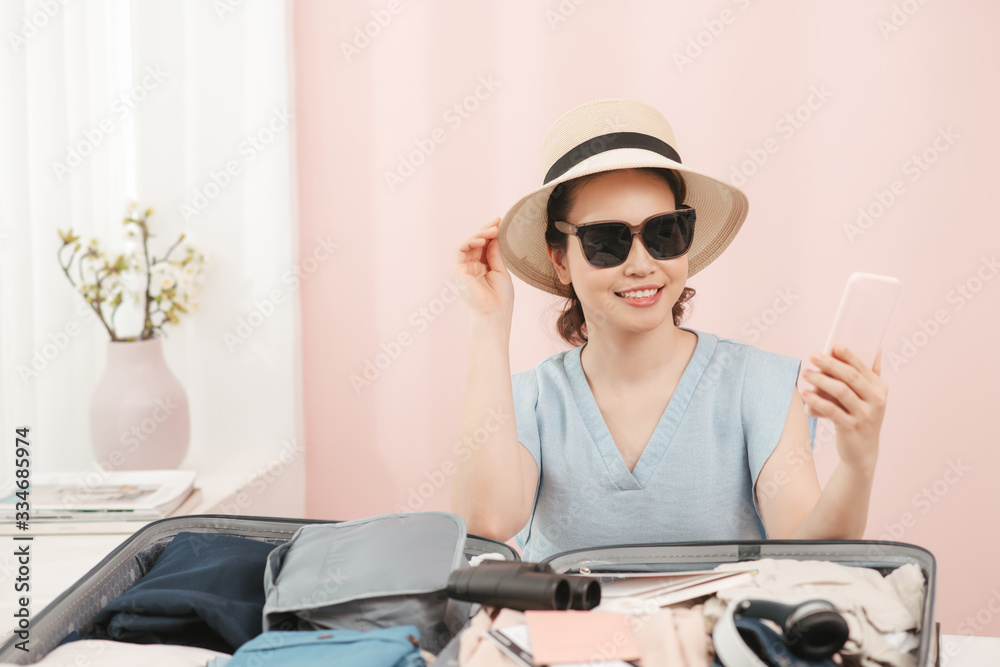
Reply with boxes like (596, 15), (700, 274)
(0, 470), (199, 533)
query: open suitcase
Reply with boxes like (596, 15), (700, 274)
(0, 514), (939, 666)
(539, 539), (939, 667)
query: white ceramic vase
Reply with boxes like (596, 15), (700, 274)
(89, 337), (190, 470)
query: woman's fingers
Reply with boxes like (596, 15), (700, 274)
(486, 236), (506, 273)
(455, 239), (484, 267)
(456, 228), (497, 255)
(456, 220), (499, 259)
(458, 229), (497, 250)
(801, 386), (849, 423)
(833, 344), (882, 386)
(457, 237), (486, 253)
(803, 368), (863, 415)
(804, 345), (888, 433)
(455, 218), (508, 276)
(808, 346), (879, 404)
(482, 219), (503, 272)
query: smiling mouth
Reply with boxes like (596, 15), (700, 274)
(615, 287), (662, 299)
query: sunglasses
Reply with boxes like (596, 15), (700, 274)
(553, 206), (696, 268)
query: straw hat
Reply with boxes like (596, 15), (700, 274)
(498, 98), (749, 297)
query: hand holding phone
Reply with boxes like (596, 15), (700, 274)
(802, 273), (900, 417)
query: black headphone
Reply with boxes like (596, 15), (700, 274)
(713, 596), (849, 666)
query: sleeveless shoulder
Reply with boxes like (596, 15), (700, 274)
(730, 339), (817, 484)
(511, 348), (575, 471)
(511, 367), (541, 470)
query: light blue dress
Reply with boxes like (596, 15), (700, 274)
(512, 326), (818, 562)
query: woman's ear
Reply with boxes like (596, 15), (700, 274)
(546, 245), (572, 286)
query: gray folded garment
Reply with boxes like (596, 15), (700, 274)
(262, 511), (472, 653)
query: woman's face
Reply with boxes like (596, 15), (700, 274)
(547, 169), (689, 337)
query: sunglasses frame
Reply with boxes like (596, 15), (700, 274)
(553, 205), (696, 268)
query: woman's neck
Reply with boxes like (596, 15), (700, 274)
(579, 324), (693, 389)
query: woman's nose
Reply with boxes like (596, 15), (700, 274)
(621, 232), (656, 273)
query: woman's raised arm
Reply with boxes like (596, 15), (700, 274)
(450, 218), (538, 542)
(758, 347), (887, 539)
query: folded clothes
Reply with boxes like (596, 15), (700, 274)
(205, 627), (428, 667)
(451, 605), (710, 667)
(703, 559), (925, 667)
(524, 610), (642, 664)
(630, 606), (710, 667)
(457, 607), (529, 667)
(83, 531), (276, 653)
(0, 639), (228, 665)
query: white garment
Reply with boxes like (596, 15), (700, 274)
(469, 553), (507, 567)
(702, 559), (926, 667)
(0, 640), (228, 666)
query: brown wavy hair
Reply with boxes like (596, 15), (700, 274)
(545, 167), (696, 347)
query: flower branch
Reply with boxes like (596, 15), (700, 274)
(57, 205), (206, 341)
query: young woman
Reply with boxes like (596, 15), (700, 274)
(451, 99), (887, 562)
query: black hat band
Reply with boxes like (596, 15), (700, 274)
(543, 131), (682, 185)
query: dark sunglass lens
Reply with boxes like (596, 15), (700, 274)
(579, 223), (631, 267)
(643, 211), (694, 259)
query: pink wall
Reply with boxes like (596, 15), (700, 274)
(295, 0), (1000, 637)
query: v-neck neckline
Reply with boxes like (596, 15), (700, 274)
(563, 327), (717, 490)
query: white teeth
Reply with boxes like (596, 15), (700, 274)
(618, 288), (658, 299)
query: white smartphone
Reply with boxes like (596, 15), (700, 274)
(802, 272), (901, 417)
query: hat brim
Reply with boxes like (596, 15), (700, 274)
(498, 148), (749, 297)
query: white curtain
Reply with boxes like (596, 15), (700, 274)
(0, 0), (302, 495)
